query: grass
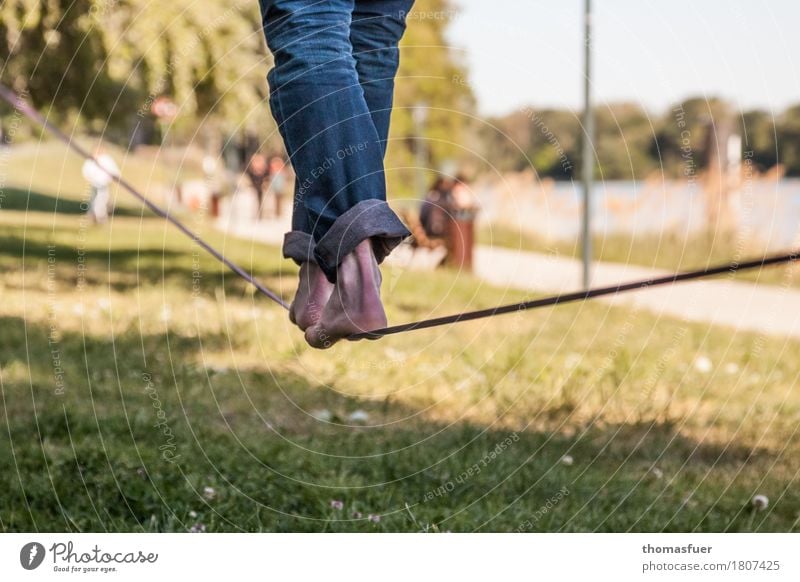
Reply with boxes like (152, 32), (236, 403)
(478, 224), (800, 288)
(1, 140), (203, 212)
(1, 194), (799, 532)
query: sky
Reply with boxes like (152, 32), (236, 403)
(447, 0), (800, 116)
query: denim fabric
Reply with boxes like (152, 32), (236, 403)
(282, 230), (314, 264)
(260, 0), (414, 281)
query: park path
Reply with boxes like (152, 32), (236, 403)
(474, 245), (800, 339)
(215, 195), (800, 339)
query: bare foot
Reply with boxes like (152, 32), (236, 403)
(289, 261), (333, 331)
(304, 239), (387, 349)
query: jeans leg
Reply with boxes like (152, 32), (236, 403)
(260, 0), (409, 281)
(350, 0), (415, 157)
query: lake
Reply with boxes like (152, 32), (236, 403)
(476, 177), (800, 248)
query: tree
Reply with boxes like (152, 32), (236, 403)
(1, 0), (271, 140)
(778, 104), (800, 176)
(388, 0), (476, 194)
(594, 103), (655, 181)
(739, 109), (778, 172)
(650, 97), (732, 179)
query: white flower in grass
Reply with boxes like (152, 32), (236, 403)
(312, 409), (332, 422)
(189, 510), (198, 518)
(352, 511), (363, 519)
(202, 486), (216, 501)
(693, 356), (713, 374)
(723, 362), (740, 375)
(564, 353), (581, 370)
(348, 410), (370, 423)
(455, 378), (472, 391)
(160, 305), (172, 322)
(43, 29), (61, 47)
(330, 500), (344, 510)
(189, 523), (206, 533)
(560, 455), (574, 466)
(751, 494), (769, 511)
(649, 467), (664, 479)
(368, 514), (381, 523)
(384, 348), (406, 362)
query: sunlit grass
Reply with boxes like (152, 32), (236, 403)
(0, 208), (798, 532)
(2, 140), (203, 211)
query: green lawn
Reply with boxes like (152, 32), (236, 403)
(0, 182), (799, 532)
(1, 140), (203, 212)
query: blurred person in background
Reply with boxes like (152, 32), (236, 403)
(450, 173), (478, 212)
(420, 176), (452, 240)
(268, 155), (287, 218)
(259, 0), (414, 347)
(81, 145), (119, 224)
(246, 152), (270, 220)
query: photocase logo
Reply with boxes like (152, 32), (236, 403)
(20, 542), (46, 570)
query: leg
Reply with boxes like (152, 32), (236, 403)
(87, 187), (98, 222)
(304, 1), (415, 348)
(93, 186), (109, 223)
(260, 0), (409, 281)
(350, 0), (415, 157)
(304, 238), (386, 348)
(260, 0), (353, 329)
(259, 0), (412, 344)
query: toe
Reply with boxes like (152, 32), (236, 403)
(304, 324), (338, 349)
(289, 300), (323, 332)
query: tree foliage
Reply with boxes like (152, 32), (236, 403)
(8, 0), (798, 180)
(392, 0), (475, 167)
(1, 0), (269, 136)
(1, 0), (475, 180)
(483, 97), (800, 180)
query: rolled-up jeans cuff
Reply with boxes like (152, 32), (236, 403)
(313, 199), (410, 282)
(282, 231), (315, 265)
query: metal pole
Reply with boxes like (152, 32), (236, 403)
(414, 103), (428, 198)
(581, 0), (594, 289)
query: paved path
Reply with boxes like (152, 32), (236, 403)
(216, 195), (800, 339)
(474, 246), (800, 339)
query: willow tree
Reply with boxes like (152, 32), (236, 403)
(2, 0), (473, 181)
(1, 0), (271, 139)
(389, 0), (476, 195)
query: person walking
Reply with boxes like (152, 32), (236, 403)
(267, 155), (287, 218)
(259, 0), (415, 348)
(81, 146), (119, 224)
(246, 152), (270, 220)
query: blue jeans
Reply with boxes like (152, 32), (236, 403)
(259, 0), (414, 281)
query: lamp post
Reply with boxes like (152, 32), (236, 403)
(581, 0), (594, 289)
(413, 103), (428, 198)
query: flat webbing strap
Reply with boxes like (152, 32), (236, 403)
(348, 250), (799, 339)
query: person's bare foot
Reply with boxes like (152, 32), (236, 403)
(289, 261), (334, 331)
(304, 239), (387, 349)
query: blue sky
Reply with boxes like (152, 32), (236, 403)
(447, 0), (800, 115)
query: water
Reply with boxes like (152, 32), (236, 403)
(476, 177), (800, 248)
